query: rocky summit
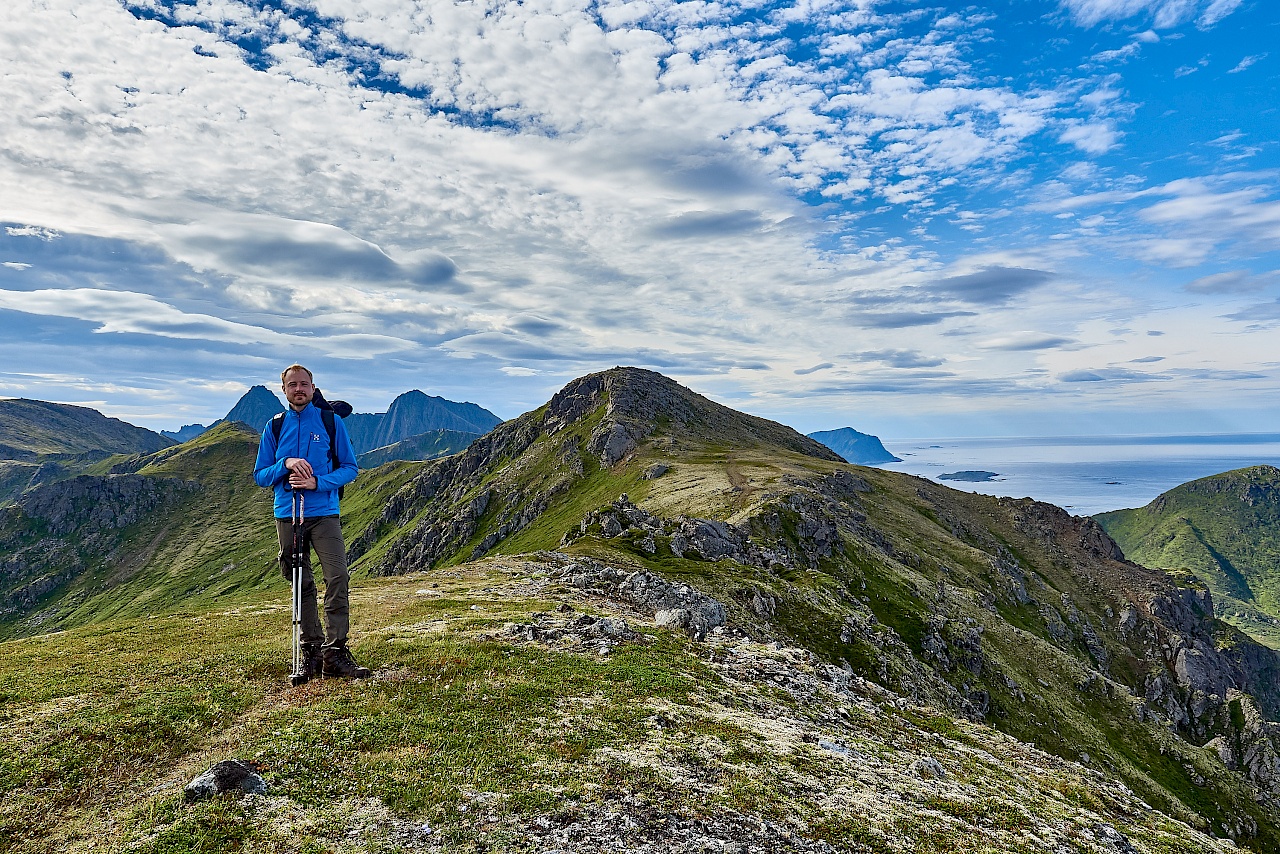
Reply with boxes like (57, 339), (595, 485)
(4, 367), (1280, 853)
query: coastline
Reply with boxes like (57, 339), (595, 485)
(873, 433), (1280, 516)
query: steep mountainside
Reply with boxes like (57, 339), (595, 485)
(1097, 465), (1280, 647)
(6, 368), (1280, 852)
(809, 426), (902, 464)
(0, 398), (173, 460)
(343, 389), (501, 453)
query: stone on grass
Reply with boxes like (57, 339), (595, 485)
(910, 756), (946, 780)
(184, 759), (268, 801)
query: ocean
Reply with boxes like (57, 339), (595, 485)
(874, 434), (1280, 517)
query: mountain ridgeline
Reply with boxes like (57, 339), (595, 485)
(0, 398), (176, 507)
(1097, 465), (1280, 647)
(160, 385), (502, 456)
(0, 398), (173, 461)
(5, 368), (1280, 851)
(342, 389), (500, 454)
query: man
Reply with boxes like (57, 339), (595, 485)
(253, 364), (369, 680)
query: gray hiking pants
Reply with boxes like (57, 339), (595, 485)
(276, 514), (349, 648)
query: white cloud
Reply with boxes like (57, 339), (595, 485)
(1139, 180), (1280, 246)
(1229, 54), (1266, 74)
(1060, 0), (1242, 29)
(1059, 120), (1120, 154)
(978, 332), (1078, 351)
(0, 0), (1272, 434)
(1184, 270), (1269, 293)
(5, 226), (58, 240)
(0, 287), (414, 356)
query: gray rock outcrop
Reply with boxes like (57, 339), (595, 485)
(542, 554), (727, 638)
(184, 760), (268, 801)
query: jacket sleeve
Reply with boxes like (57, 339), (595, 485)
(253, 422), (288, 488)
(315, 417), (359, 493)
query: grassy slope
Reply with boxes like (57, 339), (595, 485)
(0, 423), (424, 639)
(340, 411), (1280, 847)
(0, 560), (1240, 854)
(1097, 465), (1280, 648)
(0, 399), (173, 459)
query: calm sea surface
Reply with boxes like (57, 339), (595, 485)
(874, 434), (1280, 517)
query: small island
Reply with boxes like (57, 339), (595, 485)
(938, 470), (1002, 482)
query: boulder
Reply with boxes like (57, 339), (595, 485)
(184, 760), (268, 801)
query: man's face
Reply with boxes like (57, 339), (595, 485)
(283, 370), (314, 409)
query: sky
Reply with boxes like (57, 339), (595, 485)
(0, 0), (1277, 439)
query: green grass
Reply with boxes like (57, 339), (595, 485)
(1097, 466), (1280, 648)
(0, 568), (722, 854)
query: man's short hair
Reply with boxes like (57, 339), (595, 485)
(281, 364), (314, 384)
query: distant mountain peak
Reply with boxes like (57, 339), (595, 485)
(221, 385), (285, 432)
(343, 389), (501, 453)
(547, 367), (842, 464)
(808, 426), (901, 466)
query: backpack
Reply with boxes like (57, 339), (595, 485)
(271, 388), (352, 498)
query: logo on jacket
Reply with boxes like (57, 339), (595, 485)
(311, 432), (324, 442)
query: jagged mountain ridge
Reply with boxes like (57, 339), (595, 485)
(342, 390), (500, 454)
(808, 426), (902, 464)
(6, 367), (1280, 849)
(167, 385), (500, 455)
(1097, 465), (1280, 647)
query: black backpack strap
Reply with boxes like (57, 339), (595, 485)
(320, 407), (345, 499)
(320, 408), (337, 465)
(270, 411), (284, 443)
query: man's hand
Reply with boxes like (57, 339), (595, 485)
(285, 457), (314, 478)
(289, 472), (318, 491)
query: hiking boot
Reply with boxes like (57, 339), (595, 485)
(302, 643), (324, 680)
(322, 644), (372, 679)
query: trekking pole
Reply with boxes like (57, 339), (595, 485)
(289, 490), (307, 686)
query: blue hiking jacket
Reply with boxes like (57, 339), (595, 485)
(253, 403), (358, 519)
